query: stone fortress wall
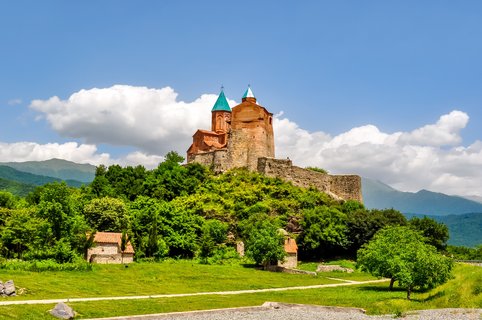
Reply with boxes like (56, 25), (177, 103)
(257, 157), (363, 203)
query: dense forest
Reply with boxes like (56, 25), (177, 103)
(0, 152), (480, 268)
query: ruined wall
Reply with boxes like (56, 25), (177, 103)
(189, 149), (229, 173)
(258, 157), (363, 203)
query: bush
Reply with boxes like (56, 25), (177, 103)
(0, 258), (93, 272)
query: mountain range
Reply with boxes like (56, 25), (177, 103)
(0, 158), (96, 183)
(362, 177), (482, 216)
(362, 177), (482, 247)
(0, 159), (96, 196)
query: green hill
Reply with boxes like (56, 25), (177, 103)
(406, 212), (482, 247)
(0, 165), (84, 188)
(0, 158), (96, 183)
(0, 177), (36, 197)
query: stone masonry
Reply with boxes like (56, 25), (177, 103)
(258, 158), (362, 202)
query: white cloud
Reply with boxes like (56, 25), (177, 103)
(274, 110), (482, 197)
(27, 85), (482, 196)
(30, 85), (236, 156)
(0, 141), (163, 169)
(398, 110), (468, 146)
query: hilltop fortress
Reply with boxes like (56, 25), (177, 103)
(187, 87), (363, 203)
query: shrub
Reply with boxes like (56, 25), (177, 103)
(0, 258), (93, 272)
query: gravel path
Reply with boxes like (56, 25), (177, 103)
(85, 303), (482, 320)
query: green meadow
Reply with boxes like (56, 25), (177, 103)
(0, 261), (480, 319)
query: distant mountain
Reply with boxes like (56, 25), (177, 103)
(362, 177), (482, 216)
(0, 165), (84, 188)
(463, 195), (482, 204)
(407, 212), (482, 247)
(0, 158), (96, 183)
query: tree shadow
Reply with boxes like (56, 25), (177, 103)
(359, 285), (406, 293)
(420, 290), (445, 302)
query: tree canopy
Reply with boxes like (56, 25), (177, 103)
(357, 226), (453, 299)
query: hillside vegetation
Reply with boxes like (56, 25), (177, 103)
(0, 177), (36, 197)
(0, 152), (453, 267)
(406, 212), (482, 247)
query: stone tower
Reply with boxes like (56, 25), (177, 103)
(227, 86), (275, 170)
(211, 88), (231, 134)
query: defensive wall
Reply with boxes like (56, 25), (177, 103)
(190, 153), (363, 203)
(257, 157), (363, 203)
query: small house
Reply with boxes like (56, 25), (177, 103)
(86, 232), (134, 264)
(278, 237), (298, 269)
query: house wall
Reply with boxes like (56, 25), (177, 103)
(279, 253), (298, 269)
(87, 243), (133, 264)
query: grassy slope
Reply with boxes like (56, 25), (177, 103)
(0, 262), (480, 319)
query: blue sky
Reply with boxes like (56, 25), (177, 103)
(1, 1), (482, 196)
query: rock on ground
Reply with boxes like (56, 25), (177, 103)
(50, 302), (76, 320)
(0, 280), (16, 297)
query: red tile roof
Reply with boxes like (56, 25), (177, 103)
(284, 238), (298, 254)
(93, 232), (134, 254)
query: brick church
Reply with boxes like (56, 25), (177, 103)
(187, 86), (363, 203)
(187, 86), (275, 172)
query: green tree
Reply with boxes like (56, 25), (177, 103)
(120, 230), (128, 264)
(357, 226), (453, 299)
(346, 208), (407, 255)
(245, 219), (286, 269)
(409, 216), (449, 251)
(298, 206), (348, 259)
(0, 208), (50, 259)
(84, 197), (129, 232)
(35, 182), (89, 262)
(0, 191), (17, 209)
(199, 219), (228, 261)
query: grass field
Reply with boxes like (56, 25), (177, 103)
(0, 261), (480, 319)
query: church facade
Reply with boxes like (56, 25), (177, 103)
(187, 86), (274, 172)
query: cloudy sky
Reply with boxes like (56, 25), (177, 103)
(1, 1), (482, 197)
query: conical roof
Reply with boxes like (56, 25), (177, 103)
(242, 86), (255, 99)
(211, 89), (231, 112)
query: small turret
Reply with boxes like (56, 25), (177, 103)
(242, 85), (256, 103)
(211, 87), (231, 134)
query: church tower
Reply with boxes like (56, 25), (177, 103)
(227, 86), (275, 170)
(211, 87), (231, 135)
